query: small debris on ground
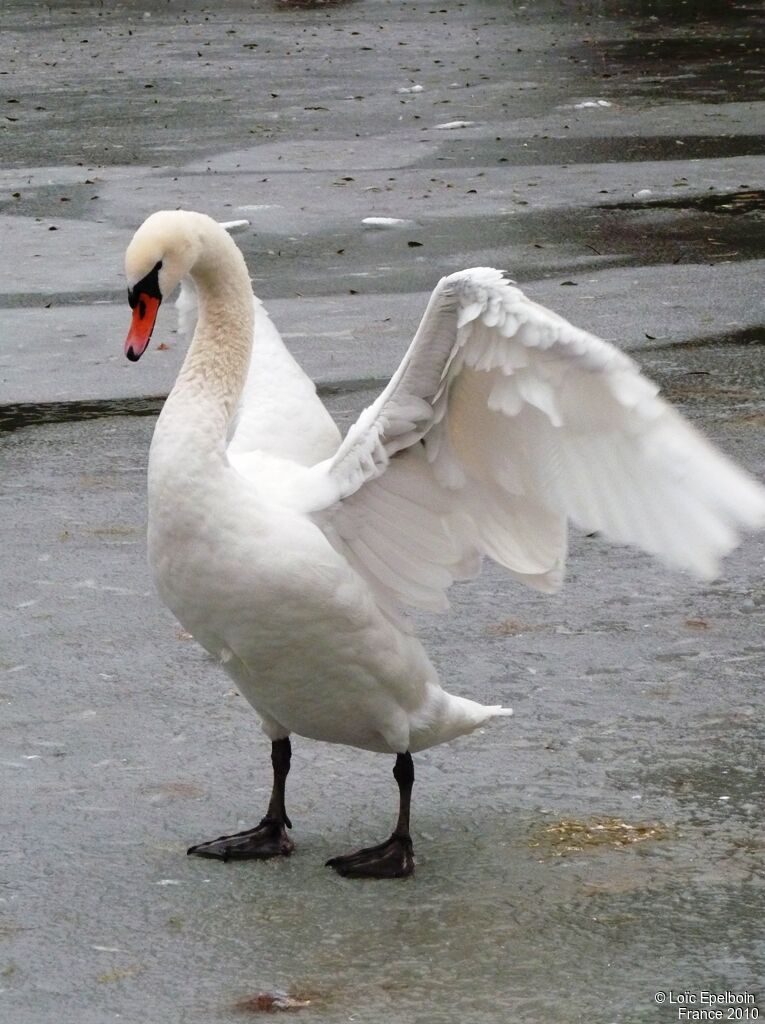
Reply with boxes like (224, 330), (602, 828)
(233, 990), (312, 1014)
(362, 217), (411, 228)
(530, 817), (675, 856)
(573, 99), (612, 109)
(97, 965), (144, 984)
(432, 120), (475, 129)
(486, 618), (543, 636)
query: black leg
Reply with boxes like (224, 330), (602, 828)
(326, 752), (415, 879)
(187, 738), (294, 862)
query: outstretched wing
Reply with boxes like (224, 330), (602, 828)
(302, 268), (765, 614)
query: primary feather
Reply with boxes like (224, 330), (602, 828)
(296, 268), (765, 614)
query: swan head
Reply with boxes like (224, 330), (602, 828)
(124, 211), (204, 362)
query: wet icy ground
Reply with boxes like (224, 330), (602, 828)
(1, 0), (764, 1022)
(3, 371), (764, 1024)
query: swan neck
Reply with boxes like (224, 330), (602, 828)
(170, 230), (255, 443)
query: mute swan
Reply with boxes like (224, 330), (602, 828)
(124, 210), (765, 878)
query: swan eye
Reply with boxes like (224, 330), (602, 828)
(128, 260), (163, 309)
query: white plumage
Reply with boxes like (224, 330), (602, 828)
(124, 211), (765, 874)
(300, 266), (765, 611)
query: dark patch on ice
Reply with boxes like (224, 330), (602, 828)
(0, 378), (388, 433)
(422, 135), (765, 169)
(601, 189), (765, 216)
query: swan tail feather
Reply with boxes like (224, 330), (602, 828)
(408, 688), (513, 752)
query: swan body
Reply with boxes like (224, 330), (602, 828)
(124, 210), (765, 876)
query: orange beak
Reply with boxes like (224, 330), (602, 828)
(125, 293), (161, 362)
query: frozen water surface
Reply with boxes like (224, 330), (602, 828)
(2, 364), (763, 1023)
(2, 0), (764, 1021)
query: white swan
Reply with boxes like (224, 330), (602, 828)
(124, 210), (765, 878)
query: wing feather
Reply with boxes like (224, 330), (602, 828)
(300, 268), (765, 612)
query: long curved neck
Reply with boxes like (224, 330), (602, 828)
(159, 224), (255, 461)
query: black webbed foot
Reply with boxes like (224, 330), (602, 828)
(326, 831), (414, 879)
(187, 815), (293, 862)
